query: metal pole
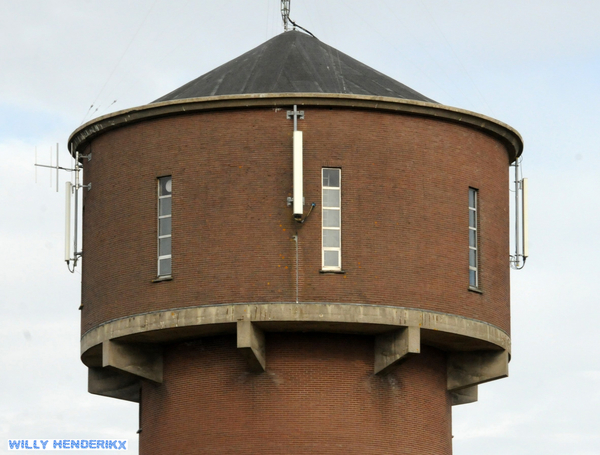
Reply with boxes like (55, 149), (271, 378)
(56, 143), (59, 192)
(294, 235), (299, 304)
(514, 159), (520, 265)
(74, 144), (79, 264)
(293, 105), (298, 131)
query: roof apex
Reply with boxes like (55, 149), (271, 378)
(154, 30), (435, 103)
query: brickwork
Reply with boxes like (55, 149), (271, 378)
(81, 106), (511, 336)
(140, 333), (452, 455)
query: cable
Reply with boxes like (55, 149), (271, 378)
(296, 202), (316, 223)
(81, 0), (159, 124)
(288, 18), (317, 39)
(418, 0), (495, 115)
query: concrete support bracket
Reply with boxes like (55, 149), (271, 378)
(374, 326), (420, 375)
(102, 340), (163, 383)
(88, 367), (140, 403)
(447, 350), (508, 391)
(237, 319), (266, 372)
(450, 385), (478, 406)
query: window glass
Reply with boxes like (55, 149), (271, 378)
(323, 209), (340, 228)
(159, 237), (171, 257)
(469, 229), (476, 247)
(323, 229), (340, 248)
(469, 248), (477, 266)
(159, 197), (172, 217)
(159, 217), (172, 236)
(323, 169), (340, 188)
(324, 250), (339, 268)
(159, 257), (172, 276)
(160, 178), (172, 196)
(323, 189), (340, 207)
(469, 269), (477, 287)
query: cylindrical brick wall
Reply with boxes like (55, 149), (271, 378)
(74, 99), (518, 454)
(140, 334), (452, 455)
(81, 106), (510, 335)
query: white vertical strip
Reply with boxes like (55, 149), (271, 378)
(293, 130), (303, 219)
(64, 182), (72, 262)
(522, 178), (529, 258)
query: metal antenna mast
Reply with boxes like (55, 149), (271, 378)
(281, 0), (291, 31)
(279, 0), (317, 38)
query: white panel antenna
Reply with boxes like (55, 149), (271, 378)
(287, 105), (306, 221)
(293, 130), (303, 219)
(34, 143), (91, 273)
(510, 158), (528, 269)
(65, 182), (72, 262)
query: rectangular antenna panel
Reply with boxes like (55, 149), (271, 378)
(65, 182), (72, 262)
(293, 131), (303, 219)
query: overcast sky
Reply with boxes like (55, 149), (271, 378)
(1, 1), (599, 454)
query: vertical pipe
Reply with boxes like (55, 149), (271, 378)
(514, 160), (520, 264)
(294, 235), (299, 304)
(522, 178), (529, 259)
(293, 104), (298, 131)
(74, 145), (79, 262)
(56, 143), (59, 193)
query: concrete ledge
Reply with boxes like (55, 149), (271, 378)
(374, 326), (420, 375)
(81, 303), (510, 367)
(69, 93), (523, 162)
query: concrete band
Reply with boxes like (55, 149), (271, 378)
(80, 302), (510, 366)
(68, 93), (523, 162)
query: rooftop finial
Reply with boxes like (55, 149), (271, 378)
(281, 0), (291, 31)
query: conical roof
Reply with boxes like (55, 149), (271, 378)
(154, 30), (435, 103)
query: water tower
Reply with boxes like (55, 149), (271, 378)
(68, 27), (524, 454)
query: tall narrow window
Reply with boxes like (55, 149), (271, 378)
(469, 187), (478, 288)
(322, 168), (341, 270)
(158, 176), (172, 277)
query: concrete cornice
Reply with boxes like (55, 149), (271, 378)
(80, 302), (510, 367)
(68, 93), (523, 162)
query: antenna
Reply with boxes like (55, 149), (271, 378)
(34, 142), (92, 273)
(65, 182), (72, 262)
(280, 0), (317, 38)
(286, 105), (305, 221)
(510, 158), (528, 269)
(293, 130), (303, 219)
(281, 0), (290, 31)
(35, 143), (69, 192)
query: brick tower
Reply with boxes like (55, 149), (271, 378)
(69, 31), (523, 454)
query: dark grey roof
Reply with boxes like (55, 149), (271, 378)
(154, 31), (435, 103)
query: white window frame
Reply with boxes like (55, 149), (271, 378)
(322, 168), (341, 271)
(158, 176), (172, 277)
(469, 187), (478, 288)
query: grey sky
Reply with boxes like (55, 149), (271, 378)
(1, 1), (599, 454)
